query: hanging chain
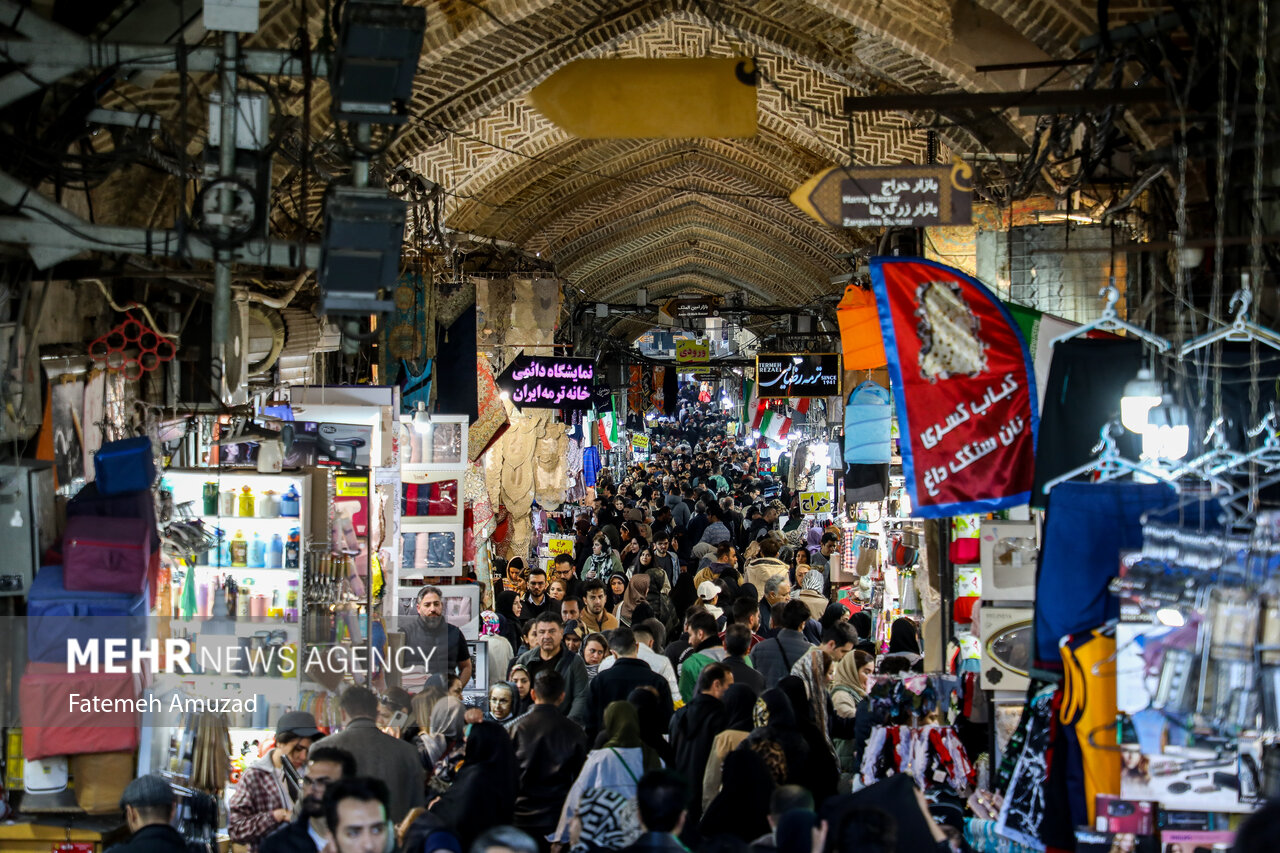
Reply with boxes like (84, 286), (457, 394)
(1209, 0), (1231, 434)
(1248, 0), (1267, 507)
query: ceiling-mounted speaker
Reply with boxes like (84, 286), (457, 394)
(796, 315), (812, 334)
(595, 303), (609, 318)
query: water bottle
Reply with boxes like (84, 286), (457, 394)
(281, 485), (300, 517)
(267, 534), (284, 569)
(249, 532), (266, 568)
(285, 528), (300, 569)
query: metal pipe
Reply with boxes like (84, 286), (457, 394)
(212, 31), (239, 353)
(352, 124), (371, 188)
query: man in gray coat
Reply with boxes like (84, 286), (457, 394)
(749, 600), (814, 688)
(319, 686), (424, 823)
(513, 612), (590, 725)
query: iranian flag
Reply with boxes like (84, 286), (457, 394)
(592, 393), (619, 451)
(750, 400), (768, 430)
(760, 409), (791, 442)
(789, 397), (811, 415)
(741, 377), (755, 424)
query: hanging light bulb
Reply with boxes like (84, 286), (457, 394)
(1121, 367), (1163, 433)
(1142, 396), (1190, 461)
(412, 401), (431, 434)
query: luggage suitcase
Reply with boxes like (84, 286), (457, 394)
(20, 663), (141, 760)
(67, 482), (159, 550)
(27, 566), (148, 663)
(63, 515), (151, 595)
(93, 436), (155, 496)
(70, 751), (135, 813)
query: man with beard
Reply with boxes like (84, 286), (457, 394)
(261, 747), (356, 853)
(400, 585), (472, 687)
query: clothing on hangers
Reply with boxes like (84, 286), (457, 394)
(1059, 628), (1120, 825)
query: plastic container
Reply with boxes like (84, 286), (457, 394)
(248, 533), (266, 568)
(259, 490), (281, 518)
(238, 485), (255, 518)
(285, 528), (300, 569)
(281, 485), (300, 517)
(230, 531), (248, 567)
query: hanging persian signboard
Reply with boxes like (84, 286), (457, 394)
(789, 159), (973, 229)
(496, 354), (595, 410)
(869, 258), (1038, 518)
(676, 339), (711, 363)
(755, 353), (841, 398)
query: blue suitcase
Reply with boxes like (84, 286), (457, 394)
(27, 565), (148, 664)
(93, 436), (155, 496)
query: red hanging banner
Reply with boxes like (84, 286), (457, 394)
(869, 258), (1038, 517)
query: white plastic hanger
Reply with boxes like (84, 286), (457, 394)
(1050, 283), (1173, 352)
(1179, 277), (1280, 357)
(1208, 408), (1280, 476)
(1041, 421), (1179, 495)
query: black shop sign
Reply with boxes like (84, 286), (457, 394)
(755, 353), (841, 398)
(497, 355), (595, 410)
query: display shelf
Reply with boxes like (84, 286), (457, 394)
(188, 564), (301, 572)
(186, 514), (304, 525)
(170, 619), (300, 637)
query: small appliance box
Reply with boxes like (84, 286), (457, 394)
(980, 606), (1033, 692)
(1095, 796), (1156, 835)
(1159, 830), (1234, 850)
(979, 520), (1037, 602)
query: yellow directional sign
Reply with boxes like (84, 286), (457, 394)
(531, 58), (759, 139)
(799, 491), (833, 514)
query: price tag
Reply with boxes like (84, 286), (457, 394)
(545, 536), (575, 556)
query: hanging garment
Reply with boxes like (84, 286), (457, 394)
(995, 688), (1057, 851)
(436, 306), (479, 422)
(843, 381), (892, 503)
(1034, 481), (1173, 673)
(582, 447), (602, 487)
(1059, 629), (1120, 825)
(399, 360), (433, 416)
(1029, 338), (1143, 508)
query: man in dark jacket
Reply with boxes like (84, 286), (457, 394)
(106, 774), (186, 853)
(620, 770), (692, 853)
(668, 663), (732, 835)
(510, 669), (589, 848)
(513, 612), (591, 724)
(720, 624), (766, 696)
(319, 686), (425, 824)
(750, 600), (814, 688)
(261, 747), (356, 853)
(585, 626), (674, 738)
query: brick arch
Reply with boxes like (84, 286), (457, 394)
(552, 195), (847, 281)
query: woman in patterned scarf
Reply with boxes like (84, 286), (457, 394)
(742, 688), (808, 787)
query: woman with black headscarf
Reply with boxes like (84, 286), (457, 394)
(627, 686), (675, 767)
(554, 701), (661, 850)
(882, 616), (923, 672)
(701, 683), (758, 809)
(820, 603), (848, 634)
(742, 688), (808, 788)
(422, 721), (518, 848)
(778, 675), (840, 806)
(698, 749), (776, 843)
(493, 591), (523, 650)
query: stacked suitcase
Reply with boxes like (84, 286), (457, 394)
(20, 436), (156, 810)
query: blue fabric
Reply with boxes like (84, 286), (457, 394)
(1034, 481), (1174, 671)
(583, 446), (602, 487)
(843, 381), (892, 465)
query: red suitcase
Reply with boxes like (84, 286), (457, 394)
(64, 514), (152, 595)
(20, 663), (142, 760)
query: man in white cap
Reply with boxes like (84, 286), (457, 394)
(696, 580), (723, 625)
(106, 774), (184, 853)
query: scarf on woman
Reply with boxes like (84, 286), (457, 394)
(831, 651), (868, 704)
(601, 700), (662, 771)
(584, 553), (612, 583)
(785, 664), (835, 755)
(617, 573), (650, 625)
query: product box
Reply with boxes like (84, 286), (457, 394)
(1159, 830), (1234, 851)
(1095, 796), (1156, 835)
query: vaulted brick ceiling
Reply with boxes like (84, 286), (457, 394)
(102, 0), (1156, 305)
(387, 0), (1122, 305)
